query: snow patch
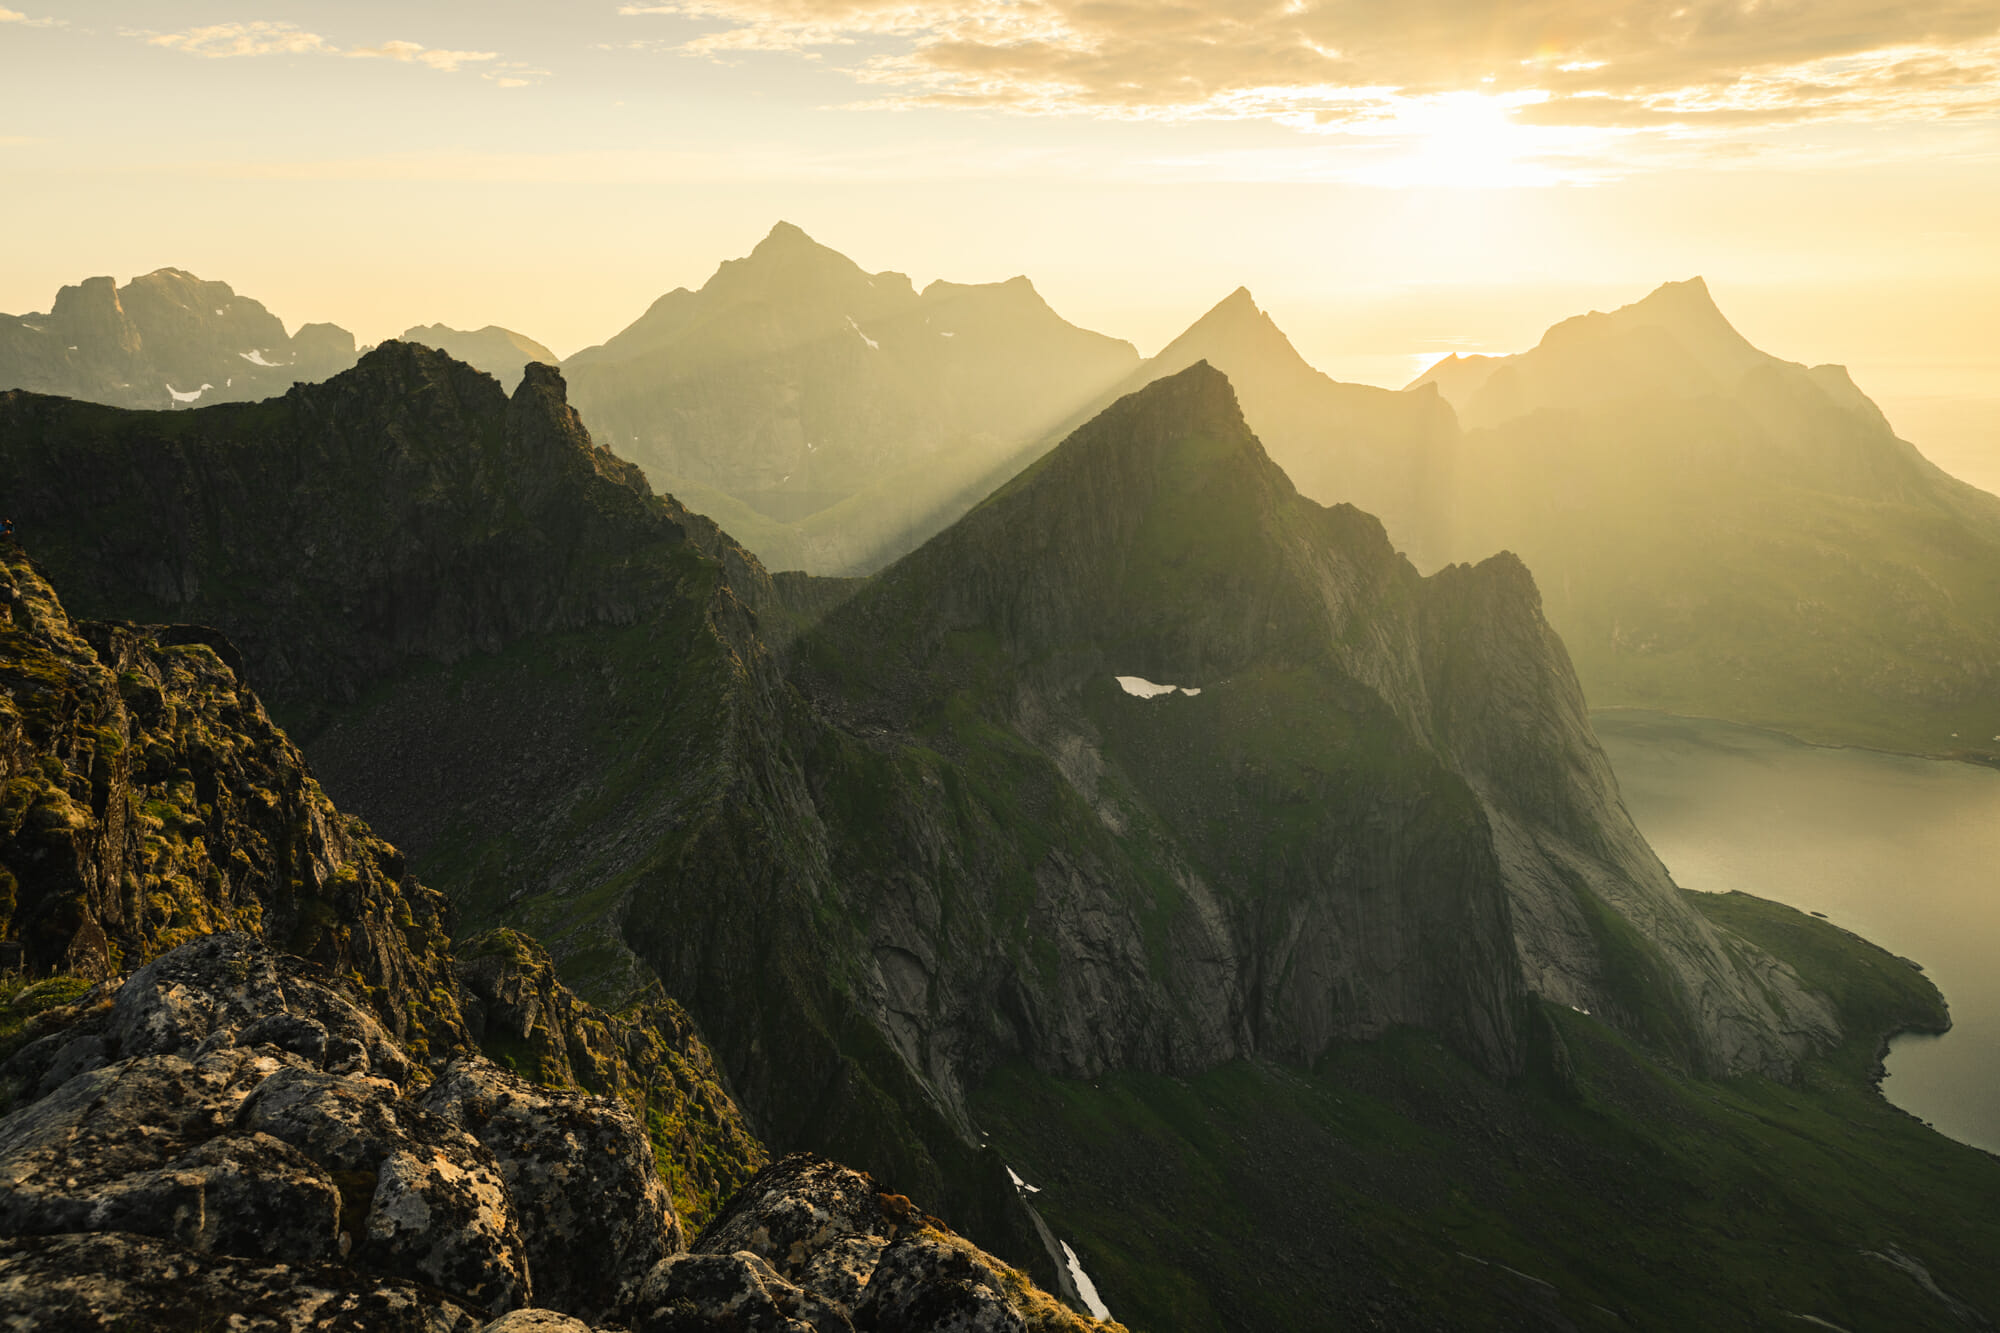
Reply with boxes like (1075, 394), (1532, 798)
(239, 349), (279, 367)
(1061, 1241), (1112, 1321)
(940, 330), (955, 338)
(845, 315), (880, 351)
(1116, 675), (1200, 699)
(1005, 1166), (1041, 1195)
(165, 382), (212, 404)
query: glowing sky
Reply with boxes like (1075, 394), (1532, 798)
(3, 2), (1997, 480)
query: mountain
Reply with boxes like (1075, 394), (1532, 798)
(562, 222), (1141, 574)
(1411, 278), (2000, 760)
(5, 348), (1997, 1329)
(0, 546), (1115, 1331)
(0, 269), (359, 409)
(401, 323), (559, 391)
(1074, 288), (1458, 564)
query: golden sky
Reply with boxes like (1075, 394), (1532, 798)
(3, 1), (1997, 478)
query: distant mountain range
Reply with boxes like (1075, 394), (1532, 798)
(7, 243), (1996, 763)
(0, 269), (357, 409)
(1411, 277), (2000, 761)
(0, 269), (556, 408)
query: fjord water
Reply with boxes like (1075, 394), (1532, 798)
(1596, 710), (2000, 1153)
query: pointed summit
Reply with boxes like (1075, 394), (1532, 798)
(1541, 274), (1767, 383)
(1148, 286), (1319, 383)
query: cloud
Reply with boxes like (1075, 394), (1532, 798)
(143, 21), (334, 58)
(132, 21), (542, 85)
(0, 7), (61, 26)
(348, 40), (499, 73)
(620, 0), (2000, 144)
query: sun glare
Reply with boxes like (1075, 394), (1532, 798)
(1351, 91), (1572, 189)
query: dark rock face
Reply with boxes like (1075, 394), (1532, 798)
(0, 344), (765, 722)
(0, 548), (462, 1052)
(0, 268), (361, 411)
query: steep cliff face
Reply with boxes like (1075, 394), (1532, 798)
(0, 269), (359, 410)
(0, 547), (461, 1054)
(799, 362), (1835, 1084)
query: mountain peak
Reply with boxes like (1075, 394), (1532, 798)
(753, 220), (823, 256)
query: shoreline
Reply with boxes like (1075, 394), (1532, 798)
(1588, 704), (2000, 772)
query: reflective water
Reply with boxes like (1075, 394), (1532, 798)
(1595, 710), (2000, 1155)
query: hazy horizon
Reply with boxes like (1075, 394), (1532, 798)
(4, 2), (1997, 488)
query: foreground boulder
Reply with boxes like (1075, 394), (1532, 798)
(0, 934), (677, 1325)
(0, 937), (1117, 1331)
(635, 1154), (1124, 1333)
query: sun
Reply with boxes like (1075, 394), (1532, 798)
(1356, 90), (1569, 189)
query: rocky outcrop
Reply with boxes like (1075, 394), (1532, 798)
(454, 929), (768, 1231)
(0, 268), (360, 410)
(0, 547), (461, 1053)
(0, 935), (557, 1314)
(635, 1153), (1123, 1333)
(0, 936), (1110, 1332)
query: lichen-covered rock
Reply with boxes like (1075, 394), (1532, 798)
(454, 929), (767, 1232)
(0, 549), (464, 1057)
(633, 1250), (853, 1333)
(423, 1056), (683, 1320)
(0, 1230), (481, 1331)
(478, 1310), (605, 1333)
(0, 936), (533, 1317)
(241, 1065), (531, 1309)
(694, 1154), (901, 1282)
(856, 1231), (1030, 1333)
(680, 1155), (1121, 1333)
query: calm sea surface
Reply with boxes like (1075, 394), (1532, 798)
(1594, 710), (2000, 1155)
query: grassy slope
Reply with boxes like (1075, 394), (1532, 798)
(972, 892), (1996, 1333)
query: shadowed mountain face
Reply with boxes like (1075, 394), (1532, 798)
(400, 323), (558, 392)
(1411, 278), (2000, 760)
(0, 346), (1843, 1290)
(1073, 288), (1460, 566)
(561, 222), (1141, 575)
(0, 269), (359, 410)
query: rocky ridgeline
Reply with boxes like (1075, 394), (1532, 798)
(0, 343), (772, 724)
(0, 546), (461, 1053)
(0, 934), (1119, 1331)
